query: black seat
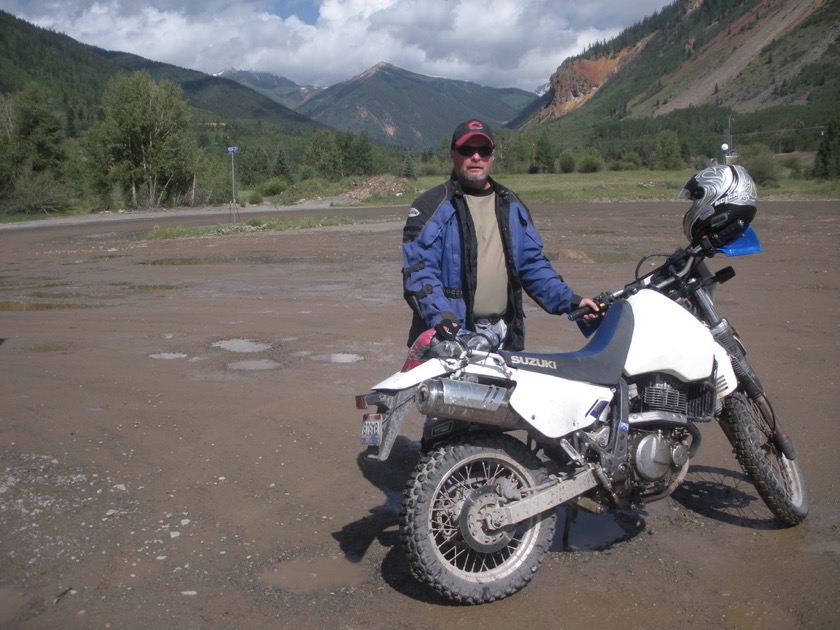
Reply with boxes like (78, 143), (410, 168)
(500, 301), (634, 385)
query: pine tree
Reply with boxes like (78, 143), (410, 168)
(813, 120), (840, 179)
(401, 152), (417, 180)
(652, 130), (684, 170)
(534, 134), (556, 174)
(273, 145), (293, 182)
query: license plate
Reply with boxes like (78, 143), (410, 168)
(360, 414), (383, 446)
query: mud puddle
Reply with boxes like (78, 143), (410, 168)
(259, 556), (367, 593)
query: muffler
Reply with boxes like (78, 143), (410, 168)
(416, 378), (521, 428)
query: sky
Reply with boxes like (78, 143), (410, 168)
(1, 0), (677, 92)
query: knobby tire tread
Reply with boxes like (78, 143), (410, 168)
(723, 392), (808, 526)
(399, 432), (555, 604)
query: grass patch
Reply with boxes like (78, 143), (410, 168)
(0, 301), (100, 311)
(2, 170), (835, 228)
(142, 256), (231, 266)
(137, 216), (357, 241)
(414, 171), (691, 203)
(28, 291), (91, 299)
(142, 254), (343, 266)
(415, 169), (840, 203)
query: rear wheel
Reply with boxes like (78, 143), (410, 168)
(721, 392), (808, 526)
(400, 432), (555, 604)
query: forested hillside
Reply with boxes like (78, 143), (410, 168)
(295, 62), (538, 149)
(526, 0), (840, 162)
(1, 0), (839, 217)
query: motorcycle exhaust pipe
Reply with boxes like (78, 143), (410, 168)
(416, 378), (522, 429)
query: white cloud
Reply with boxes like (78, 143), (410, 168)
(0, 0), (675, 91)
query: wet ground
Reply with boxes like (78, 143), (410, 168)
(0, 199), (838, 629)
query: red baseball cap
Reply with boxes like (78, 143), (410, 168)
(451, 119), (495, 148)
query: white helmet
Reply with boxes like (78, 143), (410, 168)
(679, 164), (757, 246)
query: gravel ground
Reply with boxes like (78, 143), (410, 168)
(0, 199), (838, 629)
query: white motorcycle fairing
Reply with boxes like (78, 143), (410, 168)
(368, 288), (736, 442)
(622, 289), (736, 397)
(501, 289), (731, 437)
(508, 371), (613, 438)
(370, 358), (449, 391)
(623, 289), (715, 381)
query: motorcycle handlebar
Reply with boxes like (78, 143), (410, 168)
(567, 290), (621, 321)
(568, 246), (704, 321)
(567, 304), (593, 321)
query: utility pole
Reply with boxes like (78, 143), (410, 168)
(227, 146), (240, 224)
(720, 117), (735, 164)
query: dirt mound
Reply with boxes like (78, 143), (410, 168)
(342, 176), (420, 202)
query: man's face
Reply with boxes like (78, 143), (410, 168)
(451, 138), (494, 189)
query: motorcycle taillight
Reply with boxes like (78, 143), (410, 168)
(401, 358), (427, 371)
(402, 328), (437, 372)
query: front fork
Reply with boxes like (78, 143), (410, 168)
(693, 287), (798, 461)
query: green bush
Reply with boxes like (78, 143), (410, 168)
(781, 156), (803, 179)
(577, 149), (605, 173)
(295, 164), (317, 182)
(691, 155), (712, 169)
(736, 144), (781, 185)
(608, 160), (639, 171)
(558, 150), (576, 174)
(260, 177), (288, 196)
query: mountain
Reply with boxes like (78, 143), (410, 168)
(3, 0), (836, 157)
(213, 68), (327, 110)
(216, 62), (539, 148)
(294, 62), (539, 148)
(1, 10), (537, 149)
(0, 10), (320, 134)
(523, 0), (839, 150)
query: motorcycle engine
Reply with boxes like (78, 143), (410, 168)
(630, 431), (689, 481)
(633, 373), (716, 421)
(625, 374), (703, 487)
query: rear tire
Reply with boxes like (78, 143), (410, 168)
(721, 391), (808, 526)
(399, 432), (555, 604)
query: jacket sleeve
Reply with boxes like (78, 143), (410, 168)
(510, 202), (576, 315)
(402, 188), (461, 328)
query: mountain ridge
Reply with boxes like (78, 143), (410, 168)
(2, 0), (838, 157)
(0, 10), (321, 134)
(216, 61), (539, 148)
(530, 0), (837, 126)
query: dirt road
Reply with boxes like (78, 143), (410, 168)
(1, 200), (838, 629)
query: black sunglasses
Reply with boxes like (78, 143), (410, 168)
(454, 145), (494, 158)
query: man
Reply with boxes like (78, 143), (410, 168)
(402, 119), (599, 351)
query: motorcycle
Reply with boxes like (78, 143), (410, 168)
(354, 211), (808, 605)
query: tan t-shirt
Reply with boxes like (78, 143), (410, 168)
(465, 192), (508, 317)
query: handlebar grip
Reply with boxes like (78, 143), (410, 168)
(567, 305), (592, 321)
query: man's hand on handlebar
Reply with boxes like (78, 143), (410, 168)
(578, 297), (602, 322)
(568, 293), (611, 321)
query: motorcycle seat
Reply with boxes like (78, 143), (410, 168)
(500, 300), (634, 385)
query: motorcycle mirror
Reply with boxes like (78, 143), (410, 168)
(714, 266), (736, 285)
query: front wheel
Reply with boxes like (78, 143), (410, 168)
(721, 392), (809, 526)
(399, 432), (556, 604)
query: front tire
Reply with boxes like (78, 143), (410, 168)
(400, 432), (556, 604)
(721, 392), (809, 526)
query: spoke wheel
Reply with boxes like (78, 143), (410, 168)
(721, 392), (808, 526)
(400, 432), (555, 604)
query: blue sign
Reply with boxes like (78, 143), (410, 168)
(227, 146), (238, 154)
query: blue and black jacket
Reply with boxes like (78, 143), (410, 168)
(402, 173), (582, 350)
